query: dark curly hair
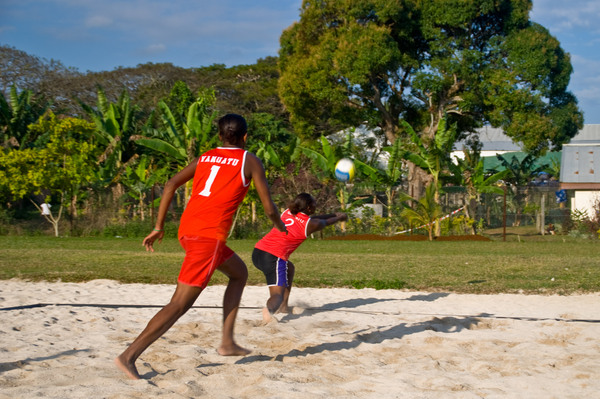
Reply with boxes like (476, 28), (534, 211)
(288, 193), (316, 215)
(218, 114), (247, 144)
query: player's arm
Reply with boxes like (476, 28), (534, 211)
(245, 153), (287, 233)
(307, 212), (347, 235)
(143, 158), (198, 252)
(311, 213), (337, 220)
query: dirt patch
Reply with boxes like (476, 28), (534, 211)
(326, 234), (491, 241)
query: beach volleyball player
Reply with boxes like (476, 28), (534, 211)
(115, 114), (286, 379)
(252, 193), (347, 322)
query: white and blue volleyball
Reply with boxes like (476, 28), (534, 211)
(334, 158), (356, 182)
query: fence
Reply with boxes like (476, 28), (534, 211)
(440, 185), (582, 235)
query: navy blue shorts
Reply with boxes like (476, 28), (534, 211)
(252, 248), (289, 287)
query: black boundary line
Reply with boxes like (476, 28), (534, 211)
(2, 303), (599, 324)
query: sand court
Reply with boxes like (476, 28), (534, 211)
(1, 279), (599, 398)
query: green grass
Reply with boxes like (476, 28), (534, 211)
(1, 236), (599, 294)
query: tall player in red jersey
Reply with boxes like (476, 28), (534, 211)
(115, 114), (286, 380)
(252, 193), (347, 322)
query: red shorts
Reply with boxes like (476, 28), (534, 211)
(178, 236), (234, 289)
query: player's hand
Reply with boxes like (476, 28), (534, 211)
(276, 222), (288, 235)
(336, 212), (348, 221)
(143, 230), (164, 252)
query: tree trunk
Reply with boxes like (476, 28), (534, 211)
(433, 187), (441, 237)
(339, 188), (346, 232)
(407, 163), (430, 200)
(139, 193), (145, 222)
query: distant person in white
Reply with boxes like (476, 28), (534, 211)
(41, 203), (51, 216)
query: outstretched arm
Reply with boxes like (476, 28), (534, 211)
(307, 212), (347, 236)
(311, 213), (337, 220)
(143, 159), (198, 252)
(245, 153), (287, 233)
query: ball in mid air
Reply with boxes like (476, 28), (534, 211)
(334, 158), (355, 182)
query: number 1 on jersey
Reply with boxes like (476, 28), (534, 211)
(199, 165), (220, 197)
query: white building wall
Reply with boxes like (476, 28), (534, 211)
(571, 191), (600, 218)
(353, 203), (384, 218)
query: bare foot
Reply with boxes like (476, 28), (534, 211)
(276, 305), (291, 314)
(262, 307), (274, 323)
(217, 343), (251, 356)
(114, 355), (141, 380)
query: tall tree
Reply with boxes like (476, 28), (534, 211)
(0, 45), (79, 98)
(279, 0), (583, 195)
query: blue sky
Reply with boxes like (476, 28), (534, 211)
(1, 0), (599, 123)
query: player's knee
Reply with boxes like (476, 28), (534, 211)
(166, 300), (193, 317)
(230, 265), (248, 283)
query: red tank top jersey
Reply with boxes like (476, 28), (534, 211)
(255, 209), (311, 260)
(178, 147), (250, 241)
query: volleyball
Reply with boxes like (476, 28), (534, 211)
(334, 158), (355, 182)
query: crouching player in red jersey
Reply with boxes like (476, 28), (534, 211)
(252, 193), (347, 322)
(115, 114), (286, 379)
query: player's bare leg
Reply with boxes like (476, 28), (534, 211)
(276, 262), (295, 313)
(276, 287), (292, 314)
(216, 253), (251, 356)
(115, 282), (202, 379)
(264, 286), (285, 322)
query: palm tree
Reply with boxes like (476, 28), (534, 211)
(400, 183), (443, 241)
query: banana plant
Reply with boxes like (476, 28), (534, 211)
(300, 132), (354, 224)
(134, 89), (218, 203)
(78, 87), (138, 185)
(400, 117), (457, 199)
(354, 138), (405, 219)
(299, 135), (339, 179)
(0, 85), (48, 149)
(400, 117), (458, 236)
(237, 114), (299, 227)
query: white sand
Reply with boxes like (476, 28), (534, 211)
(1, 279), (599, 399)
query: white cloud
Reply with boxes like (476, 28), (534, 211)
(0, 25), (16, 34)
(66, 0), (299, 44)
(142, 43), (167, 55)
(85, 15), (112, 28)
(531, 0), (600, 32)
